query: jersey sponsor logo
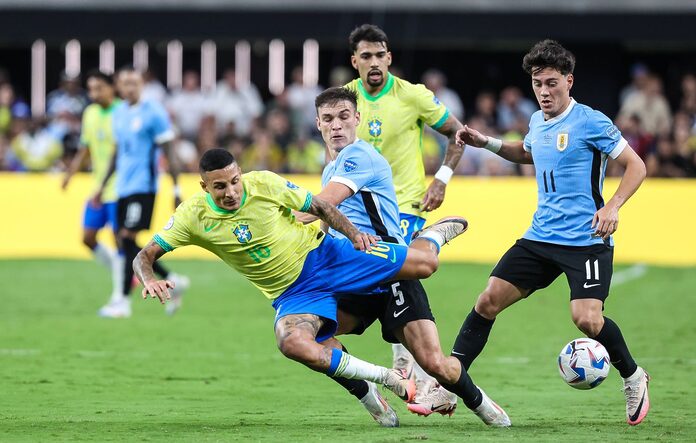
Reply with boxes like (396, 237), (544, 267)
(433, 96), (442, 106)
(606, 125), (620, 139)
(368, 118), (382, 137)
(393, 306), (411, 318)
(557, 133), (569, 151)
(286, 180), (299, 190)
(543, 133), (553, 144)
(344, 160), (358, 173)
(203, 221), (220, 232)
(163, 216), (174, 230)
(233, 224), (252, 243)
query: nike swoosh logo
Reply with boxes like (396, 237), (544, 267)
(451, 350), (465, 356)
(583, 282), (601, 288)
(390, 249), (397, 264)
(393, 306), (410, 318)
(629, 391), (646, 422)
(204, 222), (220, 232)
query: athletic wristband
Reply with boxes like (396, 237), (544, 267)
(173, 185), (182, 198)
(485, 136), (503, 153)
(434, 165), (454, 184)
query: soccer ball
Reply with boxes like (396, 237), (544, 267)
(558, 338), (611, 390)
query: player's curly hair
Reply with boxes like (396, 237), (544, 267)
(199, 148), (236, 173)
(85, 69), (114, 86)
(349, 24), (389, 53)
(315, 86), (358, 111)
(522, 39), (576, 76)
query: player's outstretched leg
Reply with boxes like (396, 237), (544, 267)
(411, 216), (468, 252)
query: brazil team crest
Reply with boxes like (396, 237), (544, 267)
(233, 224), (252, 243)
(368, 118), (382, 137)
(557, 133), (569, 151)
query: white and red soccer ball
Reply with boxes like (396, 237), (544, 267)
(558, 338), (611, 390)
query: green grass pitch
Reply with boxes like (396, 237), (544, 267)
(1, 259), (694, 442)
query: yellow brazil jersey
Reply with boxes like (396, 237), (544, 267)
(346, 73), (449, 217)
(80, 100), (120, 202)
(153, 171), (323, 300)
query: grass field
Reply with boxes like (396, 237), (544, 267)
(1, 259), (695, 442)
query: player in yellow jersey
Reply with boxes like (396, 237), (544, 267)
(132, 148), (468, 424)
(62, 70), (124, 301)
(346, 24), (466, 404)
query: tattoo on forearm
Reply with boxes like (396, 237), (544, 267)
(309, 198), (359, 239)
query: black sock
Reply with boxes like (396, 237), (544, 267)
(326, 345), (369, 400)
(122, 237), (140, 297)
(153, 261), (170, 279)
(441, 359), (482, 410)
(451, 307), (495, 371)
(593, 316), (638, 378)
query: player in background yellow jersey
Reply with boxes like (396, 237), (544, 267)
(346, 24), (466, 403)
(62, 70), (124, 302)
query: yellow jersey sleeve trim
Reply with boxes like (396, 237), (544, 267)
(153, 234), (174, 252)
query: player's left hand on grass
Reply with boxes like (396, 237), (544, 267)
(592, 205), (619, 240)
(352, 232), (379, 252)
(422, 180), (446, 212)
(142, 279), (176, 304)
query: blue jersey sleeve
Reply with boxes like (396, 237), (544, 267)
(329, 146), (375, 194)
(587, 110), (626, 159)
(149, 102), (175, 145)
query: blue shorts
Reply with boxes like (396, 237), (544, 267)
(83, 200), (118, 231)
(399, 213), (426, 245)
(272, 235), (408, 342)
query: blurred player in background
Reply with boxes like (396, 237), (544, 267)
(62, 70), (123, 304)
(297, 86), (510, 427)
(455, 39), (650, 426)
(346, 23), (465, 406)
(94, 66), (188, 318)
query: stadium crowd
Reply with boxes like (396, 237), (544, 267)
(0, 64), (695, 178)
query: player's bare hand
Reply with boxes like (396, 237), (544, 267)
(141, 279), (176, 304)
(591, 205), (619, 240)
(422, 180), (446, 212)
(352, 232), (379, 251)
(455, 125), (488, 148)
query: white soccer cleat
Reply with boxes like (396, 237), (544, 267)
(473, 387), (511, 427)
(383, 368), (417, 403)
(98, 297), (132, 319)
(624, 367), (650, 426)
(412, 216), (468, 244)
(407, 383), (458, 417)
(165, 272), (190, 316)
(360, 381), (399, 427)
(392, 343), (415, 379)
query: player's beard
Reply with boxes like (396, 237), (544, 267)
(366, 69), (385, 87)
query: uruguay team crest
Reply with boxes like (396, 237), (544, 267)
(368, 118), (382, 137)
(233, 224), (252, 243)
(557, 133), (569, 151)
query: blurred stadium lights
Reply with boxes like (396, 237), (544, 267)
(269, 39), (285, 95)
(235, 40), (251, 88)
(167, 40), (183, 90)
(201, 40), (216, 92)
(31, 39), (45, 117)
(99, 40), (115, 74)
(303, 39), (319, 88)
(65, 39), (80, 77)
(133, 40), (149, 72)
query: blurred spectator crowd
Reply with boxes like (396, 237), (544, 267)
(1, 63), (695, 178)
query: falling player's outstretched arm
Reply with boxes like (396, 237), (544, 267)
(456, 125), (533, 164)
(592, 145), (646, 240)
(306, 194), (376, 251)
(422, 114), (465, 211)
(294, 182), (353, 224)
(133, 240), (174, 304)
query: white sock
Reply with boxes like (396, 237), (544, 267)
(624, 366), (642, 382)
(112, 253), (125, 297)
(419, 231), (445, 248)
(332, 352), (389, 384)
(92, 243), (115, 268)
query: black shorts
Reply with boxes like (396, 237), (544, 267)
(492, 238), (614, 302)
(337, 279), (435, 344)
(117, 193), (156, 232)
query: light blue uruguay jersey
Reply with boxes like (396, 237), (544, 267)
(112, 99), (175, 198)
(321, 138), (405, 245)
(523, 99), (628, 246)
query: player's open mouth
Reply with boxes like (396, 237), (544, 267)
(368, 70), (382, 81)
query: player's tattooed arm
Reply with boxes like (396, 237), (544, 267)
(307, 195), (377, 250)
(423, 114), (465, 211)
(133, 240), (173, 304)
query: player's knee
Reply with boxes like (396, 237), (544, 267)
(82, 232), (97, 249)
(475, 290), (502, 319)
(572, 313), (603, 337)
(277, 334), (310, 363)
